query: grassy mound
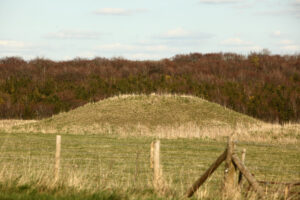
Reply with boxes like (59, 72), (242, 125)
(6, 94), (298, 142)
(42, 94), (259, 126)
(17, 94), (261, 135)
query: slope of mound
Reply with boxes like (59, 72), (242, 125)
(18, 94), (262, 136)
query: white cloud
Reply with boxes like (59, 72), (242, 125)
(144, 45), (171, 51)
(256, 1), (300, 19)
(45, 30), (102, 40)
(199, 0), (241, 4)
(220, 37), (264, 52)
(95, 43), (178, 53)
(246, 45), (263, 52)
(0, 40), (26, 48)
(163, 28), (189, 38)
(292, 0), (300, 18)
(94, 8), (146, 16)
(78, 51), (97, 59)
(282, 45), (300, 51)
(125, 53), (164, 60)
(156, 27), (213, 40)
(276, 39), (300, 52)
(257, 9), (300, 18)
(96, 43), (137, 51)
(279, 39), (293, 45)
(272, 30), (281, 37)
(292, 0), (300, 6)
(220, 37), (252, 46)
(0, 40), (44, 60)
(93, 43), (180, 60)
(96, 42), (183, 59)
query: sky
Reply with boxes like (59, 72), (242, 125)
(0, 0), (300, 61)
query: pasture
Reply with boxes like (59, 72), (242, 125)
(0, 94), (299, 199)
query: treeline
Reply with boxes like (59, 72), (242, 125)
(0, 53), (299, 123)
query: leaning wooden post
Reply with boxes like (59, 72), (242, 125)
(186, 149), (227, 198)
(232, 154), (264, 198)
(238, 148), (246, 187)
(223, 136), (236, 198)
(55, 135), (61, 182)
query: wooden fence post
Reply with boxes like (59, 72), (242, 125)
(223, 136), (237, 198)
(150, 141), (154, 169)
(284, 186), (289, 200)
(238, 148), (246, 187)
(55, 135), (61, 182)
(186, 149), (227, 197)
(232, 154), (265, 198)
(153, 140), (162, 190)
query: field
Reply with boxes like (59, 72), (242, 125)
(0, 94), (300, 199)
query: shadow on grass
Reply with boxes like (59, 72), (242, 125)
(0, 183), (122, 200)
(0, 183), (171, 200)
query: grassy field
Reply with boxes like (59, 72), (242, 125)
(0, 94), (300, 199)
(1, 133), (299, 199)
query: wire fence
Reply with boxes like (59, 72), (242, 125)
(0, 133), (299, 197)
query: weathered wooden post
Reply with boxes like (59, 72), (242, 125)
(150, 141), (154, 169)
(223, 135), (237, 198)
(153, 140), (161, 190)
(55, 135), (61, 182)
(238, 148), (246, 187)
(150, 140), (167, 193)
(232, 154), (265, 198)
(284, 185), (289, 200)
(186, 149), (227, 197)
(134, 149), (140, 184)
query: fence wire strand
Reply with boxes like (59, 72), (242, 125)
(1, 135), (299, 188)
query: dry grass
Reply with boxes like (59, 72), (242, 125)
(0, 94), (299, 199)
(0, 133), (299, 199)
(0, 94), (299, 144)
(1, 120), (299, 144)
(0, 119), (36, 131)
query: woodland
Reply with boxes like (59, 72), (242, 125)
(0, 52), (299, 123)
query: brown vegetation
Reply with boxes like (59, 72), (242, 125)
(0, 52), (299, 122)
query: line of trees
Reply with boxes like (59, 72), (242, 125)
(0, 52), (299, 123)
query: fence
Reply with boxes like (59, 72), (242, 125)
(0, 133), (299, 199)
(184, 136), (300, 199)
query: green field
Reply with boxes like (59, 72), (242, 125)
(1, 133), (299, 199)
(0, 94), (300, 199)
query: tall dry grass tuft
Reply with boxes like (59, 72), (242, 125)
(0, 159), (152, 195)
(0, 120), (36, 132)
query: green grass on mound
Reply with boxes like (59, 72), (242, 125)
(17, 94), (260, 136)
(41, 94), (259, 127)
(41, 95), (257, 127)
(6, 94), (299, 143)
(3, 94), (299, 143)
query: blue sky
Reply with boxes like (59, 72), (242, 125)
(0, 0), (300, 60)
